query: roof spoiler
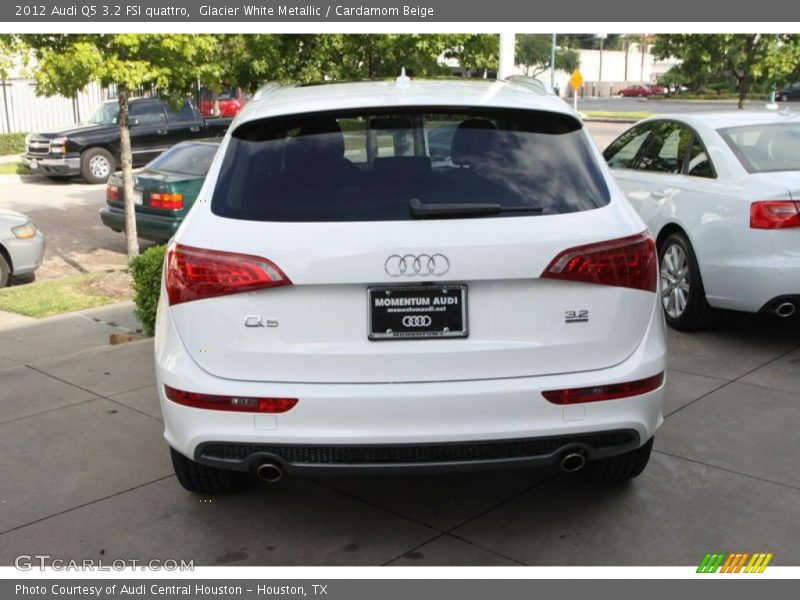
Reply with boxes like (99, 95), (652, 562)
(504, 76), (553, 96)
(252, 81), (289, 102)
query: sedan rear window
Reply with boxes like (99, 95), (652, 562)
(211, 108), (610, 222)
(147, 143), (219, 176)
(719, 122), (800, 173)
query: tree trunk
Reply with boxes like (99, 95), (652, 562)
(118, 89), (140, 262)
(738, 74), (750, 110)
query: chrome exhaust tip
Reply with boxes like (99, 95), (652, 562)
(255, 461), (284, 483)
(773, 301), (797, 318)
(560, 451), (587, 473)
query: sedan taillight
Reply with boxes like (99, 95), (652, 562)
(750, 201), (800, 229)
(166, 244), (291, 306)
(150, 192), (183, 210)
(541, 231), (658, 292)
(106, 184), (120, 201)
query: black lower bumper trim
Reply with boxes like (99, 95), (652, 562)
(195, 430), (640, 474)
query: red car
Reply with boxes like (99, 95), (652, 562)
(198, 88), (245, 118)
(646, 84), (666, 96)
(619, 85), (652, 97)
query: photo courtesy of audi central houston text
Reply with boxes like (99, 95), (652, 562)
(157, 78), (666, 493)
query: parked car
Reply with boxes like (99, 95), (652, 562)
(156, 77), (666, 494)
(777, 82), (800, 102)
(0, 210), (44, 287)
(22, 98), (231, 184)
(619, 85), (653, 97)
(604, 112), (800, 330)
(198, 88), (246, 118)
(646, 84), (666, 96)
(100, 140), (220, 243)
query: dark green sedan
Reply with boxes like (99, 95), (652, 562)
(100, 140), (219, 243)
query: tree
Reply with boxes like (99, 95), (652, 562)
(443, 35), (499, 78)
(0, 35), (17, 80)
(23, 34), (222, 260)
(516, 35), (579, 77)
(652, 34), (800, 108)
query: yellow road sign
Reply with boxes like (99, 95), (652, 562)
(569, 69), (583, 90)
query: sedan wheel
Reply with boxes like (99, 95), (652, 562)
(660, 244), (690, 319)
(658, 232), (715, 330)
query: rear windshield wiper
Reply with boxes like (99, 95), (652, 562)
(409, 197), (543, 219)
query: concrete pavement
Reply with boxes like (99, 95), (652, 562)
(0, 302), (798, 566)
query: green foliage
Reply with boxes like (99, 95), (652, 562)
(443, 34), (499, 76)
(129, 244), (166, 336)
(651, 34), (800, 106)
(0, 34), (16, 79)
(22, 34), (222, 97)
(0, 133), (27, 155)
(516, 35), (579, 76)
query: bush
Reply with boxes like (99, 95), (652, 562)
(0, 132), (28, 156)
(130, 245), (166, 336)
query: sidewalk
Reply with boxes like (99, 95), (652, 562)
(1, 303), (799, 565)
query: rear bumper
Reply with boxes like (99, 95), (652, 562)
(21, 153), (80, 176)
(704, 252), (800, 313)
(100, 206), (181, 243)
(155, 295), (667, 473)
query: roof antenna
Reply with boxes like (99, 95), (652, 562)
(396, 67), (411, 89)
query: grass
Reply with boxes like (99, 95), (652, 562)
(0, 132), (27, 156)
(584, 111), (653, 120)
(0, 162), (31, 175)
(0, 271), (128, 318)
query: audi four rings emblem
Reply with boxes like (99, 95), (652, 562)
(401, 315), (433, 327)
(385, 254), (450, 277)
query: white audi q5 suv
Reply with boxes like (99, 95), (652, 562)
(155, 77), (667, 493)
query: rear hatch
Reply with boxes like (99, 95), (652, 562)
(168, 106), (656, 384)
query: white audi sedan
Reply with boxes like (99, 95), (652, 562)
(155, 77), (666, 493)
(605, 111), (800, 330)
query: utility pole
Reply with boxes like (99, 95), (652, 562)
(498, 33), (515, 79)
(550, 33), (557, 92)
(596, 33), (607, 96)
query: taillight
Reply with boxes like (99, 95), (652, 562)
(541, 231), (657, 292)
(106, 184), (120, 201)
(150, 192), (183, 210)
(750, 201), (800, 229)
(543, 372), (665, 405)
(164, 385), (297, 413)
(166, 244), (291, 306)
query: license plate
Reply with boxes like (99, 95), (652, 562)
(29, 159), (38, 170)
(368, 284), (468, 340)
(133, 189), (143, 205)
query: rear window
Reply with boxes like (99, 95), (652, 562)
(719, 122), (800, 173)
(211, 108), (610, 222)
(147, 143), (219, 176)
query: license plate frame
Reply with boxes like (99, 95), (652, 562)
(133, 189), (143, 205)
(368, 284), (468, 341)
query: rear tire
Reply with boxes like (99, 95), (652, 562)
(658, 231), (715, 330)
(0, 254), (10, 288)
(170, 447), (246, 494)
(80, 147), (115, 184)
(585, 437), (654, 483)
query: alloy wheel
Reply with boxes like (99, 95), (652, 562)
(660, 243), (690, 318)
